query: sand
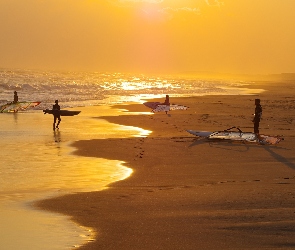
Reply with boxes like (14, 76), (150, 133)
(36, 81), (295, 249)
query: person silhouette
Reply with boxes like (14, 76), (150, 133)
(13, 91), (18, 103)
(253, 98), (262, 134)
(53, 100), (61, 130)
(162, 95), (170, 114)
(163, 95), (170, 105)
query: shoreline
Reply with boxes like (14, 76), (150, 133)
(36, 81), (295, 249)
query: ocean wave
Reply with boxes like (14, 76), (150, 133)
(0, 69), (254, 108)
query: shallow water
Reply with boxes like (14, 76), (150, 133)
(0, 106), (150, 249)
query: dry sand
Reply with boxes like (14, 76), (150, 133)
(37, 81), (295, 249)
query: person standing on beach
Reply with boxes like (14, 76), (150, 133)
(53, 100), (61, 131)
(253, 98), (262, 134)
(162, 95), (170, 114)
(163, 95), (170, 106)
(13, 91), (18, 103)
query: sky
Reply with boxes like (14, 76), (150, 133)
(0, 0), (295, 75)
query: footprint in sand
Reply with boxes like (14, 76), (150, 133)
(201, 114), (209, 120)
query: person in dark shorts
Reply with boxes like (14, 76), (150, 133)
(253, 98), (262, 134)
(53, 100), (61, 130)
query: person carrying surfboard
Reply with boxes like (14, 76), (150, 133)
(53, 100), (61, 130)
(253, 98), (262, 134)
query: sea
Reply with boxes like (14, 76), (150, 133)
(0, 69), (262, 109)
(0, 69), (263, 250)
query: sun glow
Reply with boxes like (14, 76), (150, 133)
(1, 0), (295, 74)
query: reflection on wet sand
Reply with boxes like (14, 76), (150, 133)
(0, 106), (149, 249)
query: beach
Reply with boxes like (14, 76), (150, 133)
(34, 80), (295, 249)
(2, 0), (295, 248)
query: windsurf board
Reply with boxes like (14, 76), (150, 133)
(143, 102), (189, 113)
(187, 128), (283, 145)
(186, 130), (212, 137)
(0, 101), (41, 113)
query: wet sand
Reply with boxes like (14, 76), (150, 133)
(36, 81), (295, 249)
(0, 105), (147, 249)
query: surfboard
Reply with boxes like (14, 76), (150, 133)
(0, 101), (41, 113)
(143, 102), (189, 113)
(187, 127), (283, 145)
(43, 109), (81, 116)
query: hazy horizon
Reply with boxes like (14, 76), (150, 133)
(1, 0), (295, 75)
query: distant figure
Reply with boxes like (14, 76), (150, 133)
(13, 91), (18, 103)
(163, 95), (170, 105)
(162, 95), (170, 114)
(53, 100), (61, 131)
(253, 98), (262, 134)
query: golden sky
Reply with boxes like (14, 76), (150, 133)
(0, 0), (294, 74)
